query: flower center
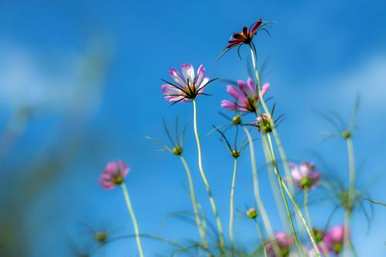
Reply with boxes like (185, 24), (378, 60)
(112, 175), (124, 185)
(300, 177), (312, 189)
(172, 145), (183, 156)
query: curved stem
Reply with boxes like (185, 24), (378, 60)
(263, 136), (322, 257)
(179, 156), (208, 247)
(249, 48), (294, 194)
(248, 47), (319, 256)
(243, 127), (279, 256)
(261, 134), (305, 257)
(228, 158), (238, 242)
(121, 183), (146, 257)
(192, 100), (225, 249)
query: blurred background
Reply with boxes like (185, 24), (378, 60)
(0, 0), (385, 256)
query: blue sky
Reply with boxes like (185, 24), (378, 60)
(0, 0), (386, 257)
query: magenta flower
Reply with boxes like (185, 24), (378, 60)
(265, 232), (294, 257)
(100, 160), (129, 189)
(290, 162), (321, 190)
(161, 64), (215, 103)
(221, 78), (269, 113)
(324, 225), (348, 255)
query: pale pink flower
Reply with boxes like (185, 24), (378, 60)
(324, 225), (348, 255)
(161, 64), (214, 103)
(99, 160), (129, 189)
(265, 232), (294, 257)
(290, 162), (321, 190)
(221, 78), (269, 113)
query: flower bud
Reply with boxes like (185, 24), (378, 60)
(256, 113), (273, 133)
(246, 208), (258, 219)
(232, 115), (242, 125)
(231, 150), (240, 159)
(172, 145), (183, 156)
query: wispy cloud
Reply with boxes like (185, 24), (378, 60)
(313, 53), (386, 113)
(0, 41), (109, 115)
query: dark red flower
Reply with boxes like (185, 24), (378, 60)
(225, 19), (265, 50)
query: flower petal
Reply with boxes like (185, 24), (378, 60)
(261, 82), (270, 97)
(221, 100), (238, 110)
(181, 64), (195, 83)
(195, 64), (206, 86)
(169, 68), (186, 86)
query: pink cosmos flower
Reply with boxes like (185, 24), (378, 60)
(99, 160), (129, 189)
(290, 162), (321, 190)
(161, 64), (214, 103)
(323, 225), (348, 255)
(221, 78), (269, 113)
(265, 232), (294, 257)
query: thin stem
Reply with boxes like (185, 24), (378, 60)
(248, 47), (319, 256)
(344, 137), (356, 257)
(243, 127), (279, 256)
(304, 189), (312, 227)
(228, 158), (238, 242)
(192, 100), (225, 249)
(179, 156), (208, 247)
(263, 147), (322, 257)
(261, 134), (305, 257)
(254, 221), (268, 257)
(266, 162), (289, 229)
(249, 48), (294, 194)
(364, 198), (386, 207)
(121, 183), (146, 257)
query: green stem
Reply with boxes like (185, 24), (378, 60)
(179, 156), (208, 247)
(243, 127), (280, 256)
(304, 189), (312, 227)
(261, 134), (305, 257)
(344, 137), (356, 257)
(192, 100), (225, 249)
(262, 136), (322, 257)
(249, 48), (294, 194)
(248, 47), (320, 256)
(121, 183), (146, 257)
(254, 221), (268, 257)
(228, 158), (238, 242)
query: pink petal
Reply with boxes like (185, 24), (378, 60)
(221, 100), (238, 110)
(227, 85), (246, 101)
(261, 82), (270, 97)
(195, 64), (206, 86)
(181, 64), (195, 83)
(169, 68), (186, 86)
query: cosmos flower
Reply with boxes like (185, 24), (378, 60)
(161, 64), (215, 103)
(221, 78), (269, 113)
(290, 162), (321, 190)
(323, 225), (348, 255)
(99, 160), (129, 189)
(265, 232), (294, 257)
(224, 19), (266, 53)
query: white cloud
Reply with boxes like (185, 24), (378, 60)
(315, 54), (386, 113)
(0, 41), (108, 116)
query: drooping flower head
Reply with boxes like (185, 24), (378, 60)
(100, 160), (129, 189)
(323, 225), (348, 255)
(265, 232), (294, 257)
(290, 162), (321, 190)
(221, 78), (269, 113)
(161, 64), (215, 103)
(224, 19), (266, 53)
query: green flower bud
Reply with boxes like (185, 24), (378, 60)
(172, 145), (183, 156)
